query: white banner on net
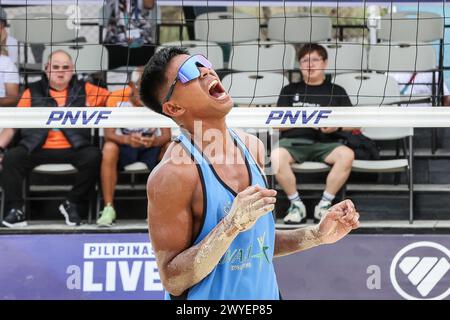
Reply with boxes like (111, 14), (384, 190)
(1, 107), (450, 128)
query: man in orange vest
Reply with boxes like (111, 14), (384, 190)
(1, 50), (110, 228)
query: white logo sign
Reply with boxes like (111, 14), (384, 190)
(66, 242), (163, 293)
(390, 241), (450, 300)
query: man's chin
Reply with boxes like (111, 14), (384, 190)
(209, 95), (233, 110)
(222, 99), (234, 113)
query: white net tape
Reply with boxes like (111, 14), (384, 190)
(1, 107), (450, 128)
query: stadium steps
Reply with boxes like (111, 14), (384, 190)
(29, 184), (147, 192)
(273, 183), (450, 192)
(380, 148), (450, 158)
(275, 219), (450, 234)
(1, 219), (450, 235)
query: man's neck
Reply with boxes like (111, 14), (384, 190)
(49, 84), (69, 92)
(304, 78), (325, 86)
(182, 119), (232, 153)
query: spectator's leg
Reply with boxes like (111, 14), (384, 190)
(105, 44), (155, 69)
(128, 45), (155, 66)
(323, 145), (354, 195)
(101, 141), (120, 206)
(67, 146), (101, 203)
(271, 146), (307, 224)
(105, 44), (127, 69)
(2, 146), (39, 210)
(0, 129), (16, 150)
(270, 147), (297, 195)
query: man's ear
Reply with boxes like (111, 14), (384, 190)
(162, 101), (185, 118)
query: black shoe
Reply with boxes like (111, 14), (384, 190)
(2, 208), (28, 228)
(59, 200), (82, 226)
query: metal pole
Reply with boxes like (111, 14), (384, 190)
(367, 5), (381, 46)
(409, 134), (414, 224)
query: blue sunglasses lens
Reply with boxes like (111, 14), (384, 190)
(177, 55), (212, 83)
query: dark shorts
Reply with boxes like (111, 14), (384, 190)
(119, 145), (160, 171)
(278, 138), (342, 163)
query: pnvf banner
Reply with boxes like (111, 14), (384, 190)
(2, 107), (450, 128)
(0, 233), (449, 300)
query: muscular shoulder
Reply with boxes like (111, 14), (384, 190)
(233, 129), (266, 168)
(147, 141), (199, 203)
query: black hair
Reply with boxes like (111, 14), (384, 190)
(140, 47), (189, 114)
(297, 43), (328, 62)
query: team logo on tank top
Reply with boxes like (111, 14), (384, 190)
(219, 233), (271, 271)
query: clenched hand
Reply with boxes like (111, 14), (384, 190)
(317, 199), (360, 244)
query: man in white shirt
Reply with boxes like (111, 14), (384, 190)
(390, 71), (450, 106)
(0, 9), (19, 106)
(0, 53), (19, 162)
(0, 8), (19, 163)
(0, 7), (18, 65)
(0, 54), (18, 109)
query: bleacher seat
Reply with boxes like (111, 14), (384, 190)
(23, 163), (96, 224)
(321, 42), (369, 75)
(379, 11), (444, 43)
(194, 12), (260, 43)
(369, 43), (437, 74)
(333, 72), (401, 106)
(369, 43), (437, 104)
(291, 162), (330, 173)
(157, 40), (224, 69)
(352, 127), (414, 223)
(221, 71), (289, 106)
(10, 12), (77, 73)
(228, 41), (296, 73)
(10, 12), (77, 45)
(268, 13), (332, 43)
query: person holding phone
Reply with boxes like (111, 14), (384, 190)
(97, 66), (171, 226)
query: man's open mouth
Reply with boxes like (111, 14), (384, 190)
(208, 80), (228, 100)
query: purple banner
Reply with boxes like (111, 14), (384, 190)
(0, 233), (449, 300)
(274, 234), (450, 300)
(0, 233), (164, 300)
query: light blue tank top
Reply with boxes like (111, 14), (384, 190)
(165, 128), (279, 300)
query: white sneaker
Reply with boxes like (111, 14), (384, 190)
(314, 201), (332, 223)
(283, 201), (307, 224)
